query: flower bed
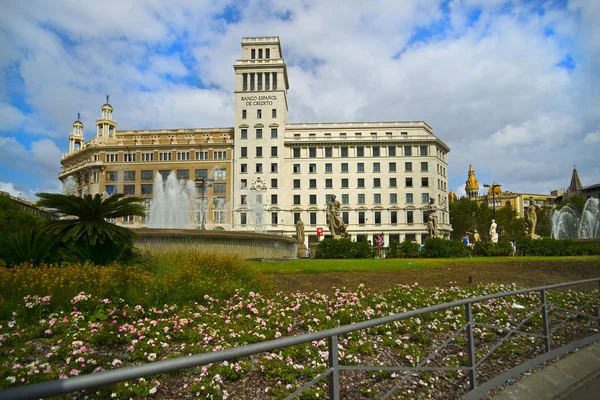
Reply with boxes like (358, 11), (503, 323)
(1, 282), (598, 399)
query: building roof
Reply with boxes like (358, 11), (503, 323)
(568, 166), (583, 193)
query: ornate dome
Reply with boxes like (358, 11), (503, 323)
(448, 190), (457, 202)
(465, 165), (479, 191)
(487, 185), (502, 196)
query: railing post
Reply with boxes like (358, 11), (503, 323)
(328, 335), (340, 400)
(465, 303), (477, 390)
(541, 289), (551, 352)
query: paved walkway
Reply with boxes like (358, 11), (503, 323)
(491, 341), (600, 400)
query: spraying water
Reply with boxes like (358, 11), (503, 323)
(62, 176), (77, 196)
(551, 198), (599, 239)
(148, 172), (198, 229)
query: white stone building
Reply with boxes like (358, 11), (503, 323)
(60, 36), (451, 247)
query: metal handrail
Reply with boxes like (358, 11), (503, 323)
(1, 278), (599, 400)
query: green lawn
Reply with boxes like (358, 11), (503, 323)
(250, 255), (600, 274)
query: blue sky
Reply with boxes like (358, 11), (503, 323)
(0, 0), (598, 200)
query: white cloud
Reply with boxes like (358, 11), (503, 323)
(0, 0), (598, 196)
(583, 131), (600, 144)
(0, 137), (62, 178)
(0, 181), (43, 202)
(455, 184), (466, 199)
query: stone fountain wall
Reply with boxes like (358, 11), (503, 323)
(133, 228), (298, 259)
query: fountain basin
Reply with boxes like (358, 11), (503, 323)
(133, 228), (298, 259)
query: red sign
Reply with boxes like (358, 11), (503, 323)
(316, 227), (324, 236)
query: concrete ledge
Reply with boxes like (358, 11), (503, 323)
(492, 341), (600, 400)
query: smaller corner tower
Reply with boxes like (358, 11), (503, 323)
(465, 164), (480, 199)
(69, 113), (84, 153)
(96, 95), (118, 139)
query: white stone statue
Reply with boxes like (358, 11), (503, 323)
(489, 219), (498, 243)
(427, 199), (438, 238)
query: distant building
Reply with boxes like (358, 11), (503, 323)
(553, 167), (599, 203)
(0, 191), (59, 221)
(460, 165), (557, 218)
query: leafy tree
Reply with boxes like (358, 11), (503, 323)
(36, 193), (145, 245)
(535, 205), (554, 238)
(449, 198), (479, 240)
(0, 196), (46, 235)
(557, 194), (587, 214)
(495, 205), (523, 242)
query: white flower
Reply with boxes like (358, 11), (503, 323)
(148, 353), (157, 362)
(6, 376), (16, 384)
(149, 386), (158, 394)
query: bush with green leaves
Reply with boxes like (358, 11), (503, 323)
(315, 238), (374, 259)
(0, 230), (61, 267)
(421, 238), (470, 258)
(514, 237), (600, 256)
(387, 238), (421, 258)
(473, 240), (513, 257)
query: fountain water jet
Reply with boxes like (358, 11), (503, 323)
(148, 172), (197, 229)
(551, 198), (599, 239)
(62, 176), (77, 196)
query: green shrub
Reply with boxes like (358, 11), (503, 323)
(421, 238), (470, 258)
(315, 238), (374, 259)
(387, 238), (421, 258)
(61, 239), (140, 265)
(474, 240), (513, 257)
(0, 230), (61, 267)
(514, 237), (600, 256)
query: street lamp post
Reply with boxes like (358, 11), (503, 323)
(195, 177), (213, 230)
(483, 182), (501, 221)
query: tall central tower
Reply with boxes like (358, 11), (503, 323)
(232, 37), (290, 231)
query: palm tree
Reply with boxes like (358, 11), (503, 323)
(36, 193), (145, 245)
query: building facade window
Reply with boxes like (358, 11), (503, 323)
(404, 146), (412, 156)
(310, 212), (316, 225)
(256, 129), (263, 139)
(388, 146), (396, 156)
(357, 163), (364, 172)
(407, 210), (414, 224)
(141, 184), (153, 195)
(293, 148), (300, 158)
(341, 163), (349, 173)
(342, 194), (349, 204)
(406, 193), (413, 203)
(341, 147), (348, 157)
(241, 129), (248, 139)
(271, 163), (278, 173)
(271, 128), (278, 138)
(357, 178), (365, 188)
(390, 177), (397, 187)
(177, 170), (189, 181)
(390, 193), (397, 204)
(294, 195), (301, 205)
(293, 164), (300, 173)
(309, 179), (317, 188)
(325, 163), (332, 173)
(123, 171), (135, 181)
(310, 194), (317, 204)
